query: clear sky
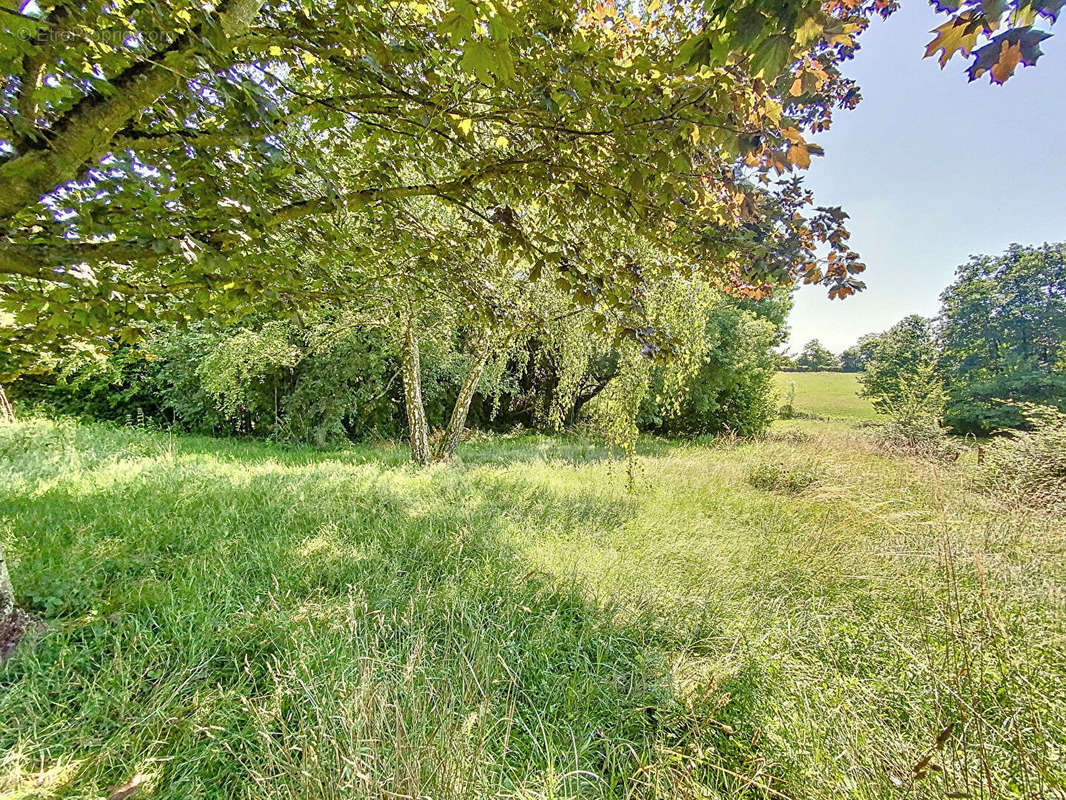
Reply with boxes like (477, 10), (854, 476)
(786, 3), (1066, 354)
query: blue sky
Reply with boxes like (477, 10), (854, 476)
(786, 2), (1066, 354)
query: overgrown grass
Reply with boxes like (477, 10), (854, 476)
(774, 372), (879, 421)
(1, 418), (1063, 798)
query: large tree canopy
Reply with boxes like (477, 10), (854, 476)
(3, 0), (1058, 371)
(0, 0), (890, 361)
(938, 242), (1066, 433)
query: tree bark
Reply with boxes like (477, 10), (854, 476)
(0, 384), (13, 423)
(0, 544), (13, 619)
(437, 335), (491, 461)
(401, 316), (431, 465)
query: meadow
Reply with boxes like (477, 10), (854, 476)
(0, 409), (1063, 799)
(773, 372), (879, 422)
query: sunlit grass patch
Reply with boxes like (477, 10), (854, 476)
(0, 418), (1062, 798)
(774, 371), (879, 421)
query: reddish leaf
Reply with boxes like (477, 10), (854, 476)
(968, 28), (1051, 81)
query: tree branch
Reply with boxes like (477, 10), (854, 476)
(0, 0), (267, 226)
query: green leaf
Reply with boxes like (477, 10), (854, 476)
(461, 40), (497, 85)
(751, 34), (793, 79)
(438, 6), (475, 46)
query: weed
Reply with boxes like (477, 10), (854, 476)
(747, 461), (824, 494)
(975, 404), (1066, 513)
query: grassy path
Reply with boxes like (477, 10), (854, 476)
(0, 420), (1062, 798)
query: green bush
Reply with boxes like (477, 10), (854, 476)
(868, 361), (961, 463)
(860, 316), (940, 416)
(13, 290), (788, 446)
(10, 319), (415, 444)
(640, 300), (784, 437)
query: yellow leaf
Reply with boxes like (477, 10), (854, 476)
(458, 118), (473, 136)
(787, 142), (811, 169)
(763, 99), (782, 125)
(924, 12), (982, 68)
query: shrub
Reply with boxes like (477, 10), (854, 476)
(761, 428), (813, 446)
(640, 302), (783, 437)
(860, 315), (940, 416)
(10, 319), (418, 445)
(876, 417), (961, 463)
(976, 405), (1066, 512)
(871, 361), (961, 462)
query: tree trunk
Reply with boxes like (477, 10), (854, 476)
(0, 383), (13, 423)
(437, 336), (491, 461)
(0, 544), (13, 619)
(401, 316), (431, 465)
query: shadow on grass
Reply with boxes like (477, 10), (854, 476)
(0, 431), (700, 799)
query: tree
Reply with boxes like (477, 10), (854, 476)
(938, 243), (1066, 433)
(3, 0), (1054, 613)
(1, 0), (874, 361)
(640, 290), (788, 436)
(840, 332), (882, 372)
(0, 385), (12, 424)
(859, 315), (939, 415)
(795, 338), (839, 371)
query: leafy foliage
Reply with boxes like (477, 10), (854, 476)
(13, 279), (785, 448)
(924, 0), (1061, 83)
(938, 243), (1066, 434)
(873, 363), (960, 462)
(13, 319), (410, 444)
(1, 0), (879, 370)
(855, 317), (960, 460)
(640, 293), (788, 436)
(840, 332), (882, 372)
(860, 315), (940, 416)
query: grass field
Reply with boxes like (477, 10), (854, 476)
(1, 417), (1063, 799)
(773, 371), (878, 421)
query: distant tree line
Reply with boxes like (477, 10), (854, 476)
(781, 339), (842, 372)
(842, 244), (1065, 434)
